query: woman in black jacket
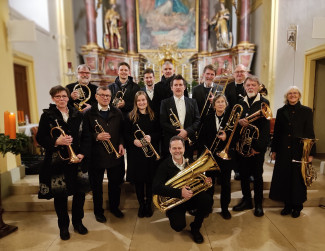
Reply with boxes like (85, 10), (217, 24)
(37, 85), (88, 240)
(270, 86), (316, 218)
(125, 91), (160, 218)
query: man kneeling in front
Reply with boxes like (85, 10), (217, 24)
(153, 136), (213, 244)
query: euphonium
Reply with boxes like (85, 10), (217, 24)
(94, 119), (121, 159)
(217, 104), (243, 160)
(50, 119), (80, 164)
(73, 83), (91, 111)
(134, 124), (160, 160)
(153, 148), (219, 212)
(112, 89), (126, 107)
(292, 138), (318, 187)
(169, 108), (194, 146)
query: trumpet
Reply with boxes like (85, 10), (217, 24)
(50, 119), (80, 164)
(94, 119), (121, 159)
(134, 124), (160, 160)
(73, 83), (91, 111)
(112, 89), (126, 107)
(169, 108), (194, 146)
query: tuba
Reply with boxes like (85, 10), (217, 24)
(292, 138), (318, 187)
(236, 102), (272, 157)
(50, 119), (80, 164)
(73, 83), (91, 111)
(169, 108), (194, 146)
(134, 124), (160, 160)
(94, 119), (121, 159)
(112, 89), (126, 107)
(153, 148), (219, 212)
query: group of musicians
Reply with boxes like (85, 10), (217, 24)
(37, 61), (315, 243)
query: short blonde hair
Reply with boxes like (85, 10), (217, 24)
(284, 86), (301, 104)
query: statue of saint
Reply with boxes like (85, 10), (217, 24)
(209, 0), (232, 50)
(104, 4), (123, 50)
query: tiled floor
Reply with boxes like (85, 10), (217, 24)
(1, 206), (325, 251)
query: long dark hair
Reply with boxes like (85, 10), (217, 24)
(129, 91), (155, 123)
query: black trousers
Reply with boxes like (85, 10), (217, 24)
(89, 165), (125, 216)
(166, 191), (213, 232)
(53, 192), (85, 229)
(239, 152), (265, 205)
(135, 182), (152, 205)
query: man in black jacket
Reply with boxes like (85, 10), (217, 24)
(232, 75), (270, 217)
(153, 136), (213, 244)
(82, 86), (125, 222)
(108, 62), (140, 117)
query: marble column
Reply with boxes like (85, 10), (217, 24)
(199, 0), (209, 52)
(84, 0), (98, 46)
(239, 0), (250, 43)
(126, 0), (136, 54)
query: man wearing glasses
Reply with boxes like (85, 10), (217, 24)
(66, 64), (98, 111)
(81, 86), (125, 222)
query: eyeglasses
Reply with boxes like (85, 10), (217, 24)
(54, 95), (68, 99)
(97, 94), (111, 98)
(234, 70), (246, 74)
(78, 71), (91, 75)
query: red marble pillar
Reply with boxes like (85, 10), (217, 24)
(84, 0), (98, 46)
(126, 0), (136, 53)
(199, 0), (209, 52)
(239, 0), (250, 43)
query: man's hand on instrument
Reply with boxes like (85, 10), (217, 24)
(56, 135), (73, 146)
(119, 144), (125, 156)
(97, 132), (111, 141)
(308, 156), (313, 163)
(217, 130), (227, 141)
(71, 90), (79, 100)
(76, 154), (84, 163)
(205, 177), (212, 185)
(144, 135), (151, 143)
(83, 103), (91, 111)
(250, 148), (260, 156)
(177, 129), (188, 139)
(271, 152), (276, 160)
(117, 99), (125, 108)
(208, 95), (214, 104)
(239, 118), (249, 127)
(134, 139), (143, 148)
(181, 186), (193, 199)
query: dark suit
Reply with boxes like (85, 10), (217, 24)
(160, 96), (200, 159)
(153, 157), (213, 231)
(224, 81), (245, 109)
(140, 86), (154, 110)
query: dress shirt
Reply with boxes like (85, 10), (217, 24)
(98, 103), (110, 111)
(146, 86), (154, 100)
(173, 95), (186, 127)
(172, 157), (186, 171)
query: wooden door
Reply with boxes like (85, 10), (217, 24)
(14, 63), (30, 121)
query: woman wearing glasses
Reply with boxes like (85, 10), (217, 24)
(37, 85), (88, 240)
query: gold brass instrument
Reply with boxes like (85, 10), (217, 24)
(153, 148), (219, 212)
(94, 119), (121, 159)
(292, 138), (318, 187)
(73, 83), (91, 111)
(259, 83), (268, 96)
(50, 119), (80, 164)
(236, 102), (272, 156)
(169, 108), (194, 146)
(112, 89), (126, 107)
(217, 104), (243, 160)
(200, 78), (222, 118)
(134, 124), (160, 160)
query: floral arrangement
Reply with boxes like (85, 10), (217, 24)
(0, 133), (29, 156)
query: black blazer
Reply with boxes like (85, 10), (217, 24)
(224, 81), (245, 109)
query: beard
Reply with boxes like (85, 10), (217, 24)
(247, 91), (257, 98)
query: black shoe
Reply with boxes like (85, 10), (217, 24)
(95, 214), (107, 223)
(145, 202), (153, 218)
(281, 207), (292, 216)
(138, 204), (145, 218)
(221, 210), (231, 220)
(190, 227), (204, 244)
(234, 172), (241, 180)
(73, 223), (88, 235)
(232, 199), (253, 211)
(249, 176), (254, 182)
(291, 209), (301, 218)
(60, 228), (70, 240)
(254, 205), (264, 217)
(110, 208), (124, 218)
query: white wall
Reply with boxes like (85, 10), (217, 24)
(10, 1), (61, 117)
(273, 0), (325, 111)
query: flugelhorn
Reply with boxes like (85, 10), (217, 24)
(73, 83), (91, 111)
(112, 89), (126, 107)
(134, 124), (160, 160)
(50, 119), (80, 164)
(94, 119), (121, 159)
(169, 108), (194, 146)
(292, 138), (318, 187)
(153, 148), (219, 212)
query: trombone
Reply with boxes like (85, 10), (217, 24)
(169, 108), (194, 146)
(94, 119), (121, 159)
(73, 83), (91, 111)
(112, 89), (126, 107)
(50, 119), (80, 164)
(134, 124), (160, 160)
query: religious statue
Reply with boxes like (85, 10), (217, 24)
(209, 0), (232, 50)
(104, 3), (123, 50)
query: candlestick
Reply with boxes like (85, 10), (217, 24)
(9, 112), (16, 139)
(4, 111), (10, 135)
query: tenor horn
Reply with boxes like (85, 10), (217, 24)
(73, 83), (91, 111)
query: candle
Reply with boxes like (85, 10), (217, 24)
(4, 111), (10, 135)
(21, 111), (25, 123)
(68, 62), (72, 69)
(9, 112), (16, 139)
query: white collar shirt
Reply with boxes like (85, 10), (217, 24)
(173, 95), (186, 127)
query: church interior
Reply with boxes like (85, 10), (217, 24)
(1, 0), (325, 250)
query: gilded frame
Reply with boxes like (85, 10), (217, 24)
(136, 0), (199, 52)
